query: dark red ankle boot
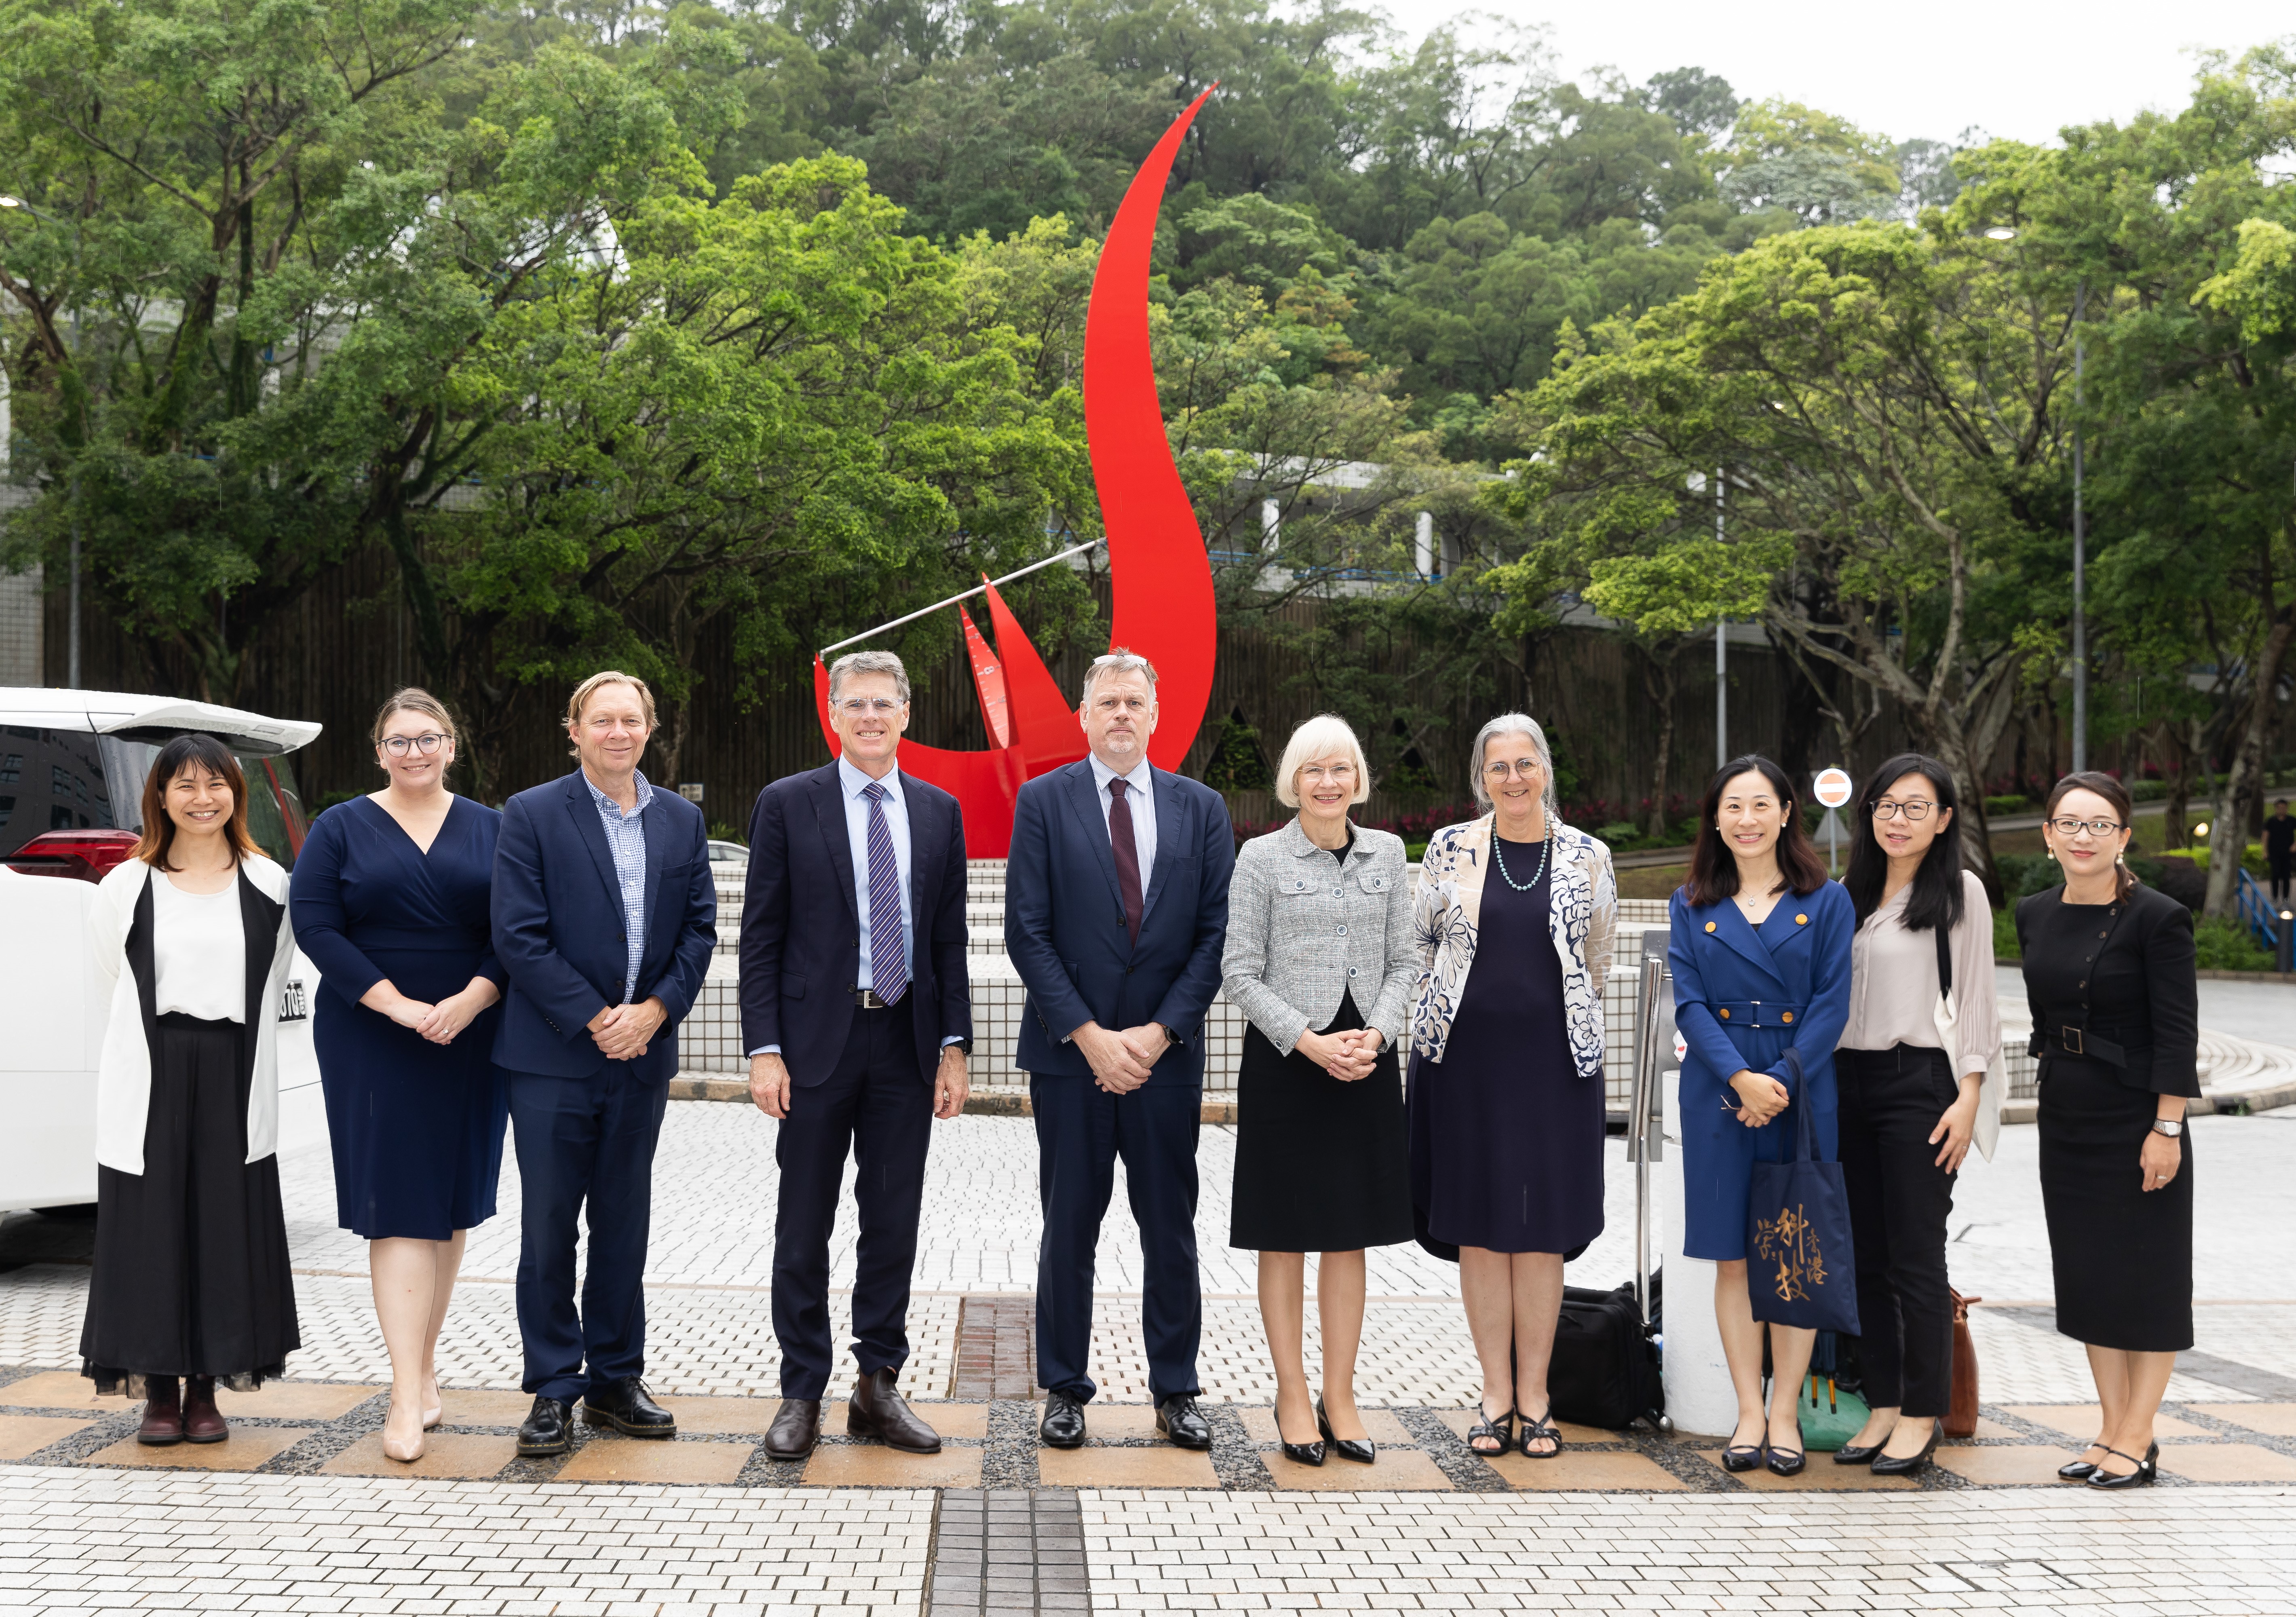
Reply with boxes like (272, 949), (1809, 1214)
(137, 1376), (184, 1446)
(182, 1376), (228, 1444)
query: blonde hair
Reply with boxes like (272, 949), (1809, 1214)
(564, 671), (658, 753)
(371, 687), (458, 749)
(1274, 714), (1372, 809)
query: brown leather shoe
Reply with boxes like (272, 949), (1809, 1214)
(763, 1398), (821, 1461)
(181, 1376), (228, 1444)
(137, 1376), (184, 1446)
(847, 1368), (941, 1454)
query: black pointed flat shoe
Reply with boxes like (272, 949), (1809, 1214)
(1870, 1420), (1939, 1477)
(1317, 1396), (1376, 1464)
(1764, 1419), (1807, 1477)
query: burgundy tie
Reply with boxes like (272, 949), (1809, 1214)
(1108, 777), (1144, 947)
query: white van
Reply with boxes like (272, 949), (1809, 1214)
(0, 688), (328, 1213)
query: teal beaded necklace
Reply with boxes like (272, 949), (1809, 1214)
(1492, 831), (1550, 891)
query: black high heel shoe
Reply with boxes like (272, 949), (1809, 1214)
(1275, 1402), (1324, 1466)
(1869, 1419), (1940, 1477)
(2085, 1441), (2159, 1489)
(2057, 1440), (2107, 1481)
(1316, 1396), (1375, 1464)
(1834, 1438), (1884, 1467)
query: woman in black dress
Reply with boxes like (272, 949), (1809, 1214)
(1224, 715), (1417, 1465)
(81, 735), (301, 1446)
(2017, 771), (2197, 1489)
(1407, 714), (1617, 1459)
(291, 690), (506, 1463)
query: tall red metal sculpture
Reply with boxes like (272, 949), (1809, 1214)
(811, 87), (1220, 857)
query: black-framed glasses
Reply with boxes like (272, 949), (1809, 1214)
(1869, 798), (1935, 821)
(380, 733), (447, 757)
(2048, 816), (2124, 837)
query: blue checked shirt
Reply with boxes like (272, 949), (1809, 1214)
(582, 767), (654, 1003)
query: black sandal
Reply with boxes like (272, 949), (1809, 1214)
(1518, 1408), (1562, 1459)
(1465, 1405), (1514, 1456)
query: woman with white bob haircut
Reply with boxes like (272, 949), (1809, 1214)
(1408, 713), (1616, 1460)
(1222, 713), (1418, 1467)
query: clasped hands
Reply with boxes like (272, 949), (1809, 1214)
(1074, 1020), (1172, 1094)
(369, 978), (501, 1046)
(1295, 1025), (1382, 1081)
(587, 997), (667, 1062)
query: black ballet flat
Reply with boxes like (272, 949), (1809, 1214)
(1765, 1420), (1808, 1477)
(1870, 1420), (1939, 1477)
(2085, 1441), (2159, 1489)
(1317, 1396), (1376, 1464)
(1721, 1422), (1765, 1472)
(1833, 1441), (1882, 1467)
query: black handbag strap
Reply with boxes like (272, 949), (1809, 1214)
(1934, 919), (1953, 1001)
(1779, 1045), (1814, 1165)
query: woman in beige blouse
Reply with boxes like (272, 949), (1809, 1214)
(1834, 753), (2001, 1476)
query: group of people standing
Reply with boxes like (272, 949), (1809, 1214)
(75, 651), (2199, 1490)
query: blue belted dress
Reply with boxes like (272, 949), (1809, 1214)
(1667, 881), (1854, 1262)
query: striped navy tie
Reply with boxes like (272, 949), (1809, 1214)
(862, 781), (908, 1005)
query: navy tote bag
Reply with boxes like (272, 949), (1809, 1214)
(1745, 1047), (1861, 1335)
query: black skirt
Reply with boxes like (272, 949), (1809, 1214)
(1228, 989), (1414, 1252)
(2037, 1053), (2193, 1353)
(80, 1015), (301, 1393)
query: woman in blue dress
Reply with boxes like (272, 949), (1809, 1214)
(1668, 755), (1852, 1477)
(289, 689), (508, 1463)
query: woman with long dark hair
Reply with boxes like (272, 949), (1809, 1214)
(1832, 754), (2001, 1475)
(81, 735), (302, 1445)
(2018, 772), (2197, 1489)
(1667, 755), (1853, 1475)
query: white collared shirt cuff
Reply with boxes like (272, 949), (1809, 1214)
(750, 1045), (781, 1056)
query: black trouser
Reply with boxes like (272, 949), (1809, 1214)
(2271, 855), (2292, 905)
(1836, 1045), (1961, 1418)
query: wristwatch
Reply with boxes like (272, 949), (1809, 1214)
(2150, 1117), (2184, 1138)
(1160, 1023), (1186, 1049)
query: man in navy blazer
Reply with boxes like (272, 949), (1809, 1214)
(491, 671), (717, 1458)
(1004, 650), (1234, 1451)
(739, 650), (973, 1461)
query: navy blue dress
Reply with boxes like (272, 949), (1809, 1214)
(290, 796), (509, 1241)
(1408, 834), (1605, 1258)
(1667, 881), (1854, 1261)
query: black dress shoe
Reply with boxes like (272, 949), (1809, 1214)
(583, 1376), (677, 1438)
(848, 1368), (941, 1454)
(517, 1395), (574, 1457)
(1317, 1397), (1376, 1464)
(764, 1398), (822, 1461)
(1833, 1441), (1883, 1466)
(1870, 1419), (1940, 1477)
(1039, 1391), (1087, 1449)
(2085, 1440), (2158, 1489)
(2058, 1441), (2106, 1480)
(1764, 1420), (1807, 1477)
(1156, 1395), (1212, 1451)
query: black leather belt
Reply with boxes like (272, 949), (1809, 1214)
(2034, 1022), (2128, 1064)
(1712, 1000), (1806, 1028)
(853, 988), (902, 1010)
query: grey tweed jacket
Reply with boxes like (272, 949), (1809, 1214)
(1221, 817), (1418, 1055)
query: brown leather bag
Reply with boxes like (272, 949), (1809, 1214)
(1946, 1290), (1981, 1438)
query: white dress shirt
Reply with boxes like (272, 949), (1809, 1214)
(1088, 752), (1157, 879)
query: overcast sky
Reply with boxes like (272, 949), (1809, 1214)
(1374, 0), (2294, 148)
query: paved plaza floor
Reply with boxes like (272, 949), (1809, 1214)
(3, 1093), (2294, 1613)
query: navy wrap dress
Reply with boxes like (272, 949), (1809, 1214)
(289, 795), (510, 1241)
(1668, 880), (1854, 1262)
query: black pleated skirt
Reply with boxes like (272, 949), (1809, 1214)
(80, 1015), (301, 1393)
(2037, 1054), (2193, 1353)
(1228, 989), (1414, 1253)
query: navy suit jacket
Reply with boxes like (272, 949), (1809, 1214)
(490, 770), (718, 1082)
(1004, 759), (1234, 1083)
(737, 761), (972, 1086)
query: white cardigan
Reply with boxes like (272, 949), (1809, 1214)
(89, 855), (295, 1175)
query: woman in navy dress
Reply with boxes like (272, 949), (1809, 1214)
(289, 689), (507, 1463)
(1408, 714), (1617, 1460)
(1668, 755), (1852, 1477)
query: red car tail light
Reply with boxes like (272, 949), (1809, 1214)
(4, 829), (141, 882)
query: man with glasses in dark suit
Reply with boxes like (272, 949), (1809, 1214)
(740, 649), (973, 1462)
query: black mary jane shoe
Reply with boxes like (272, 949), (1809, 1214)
(1869, 1420), (1940, 1478)
(1721, 1419), (1766, 1473)
(1833, 1440), (1883, 1467)
(1764, 1421), (1808, 1478)
(1317, 1396), (1376, 1465)
(2057, 1440), (2107, 1481)
(2085, 1441), (2159, 1490)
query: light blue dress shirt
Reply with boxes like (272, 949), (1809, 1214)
(580, 766), (654, 1003)
(1087, 753), (1157, 878)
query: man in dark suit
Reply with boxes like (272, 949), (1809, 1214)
(740, 650), (973, 1461)
(492, 670), (717, 1457)
(1005, 650), (1235, 1450)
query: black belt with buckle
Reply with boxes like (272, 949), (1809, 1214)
(853, 988), (901, 1010)
(2038, 1022), (2127, 1065)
